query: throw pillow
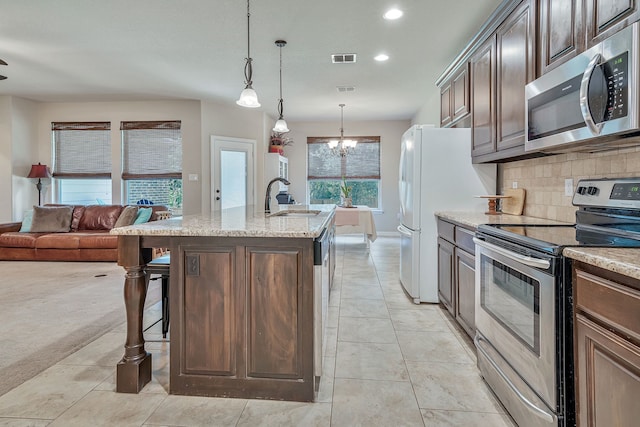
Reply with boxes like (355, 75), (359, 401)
(30, 205), (74, 233)
(114, 206), (139, 228)
(19, 209), (34, 232)
(133, 207), (153, 224)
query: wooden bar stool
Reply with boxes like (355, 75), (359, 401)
(146, 254), (170, 338)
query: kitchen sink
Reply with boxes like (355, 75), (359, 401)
(267, 210), (321, 217)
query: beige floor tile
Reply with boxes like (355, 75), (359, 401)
(396, 330), (474, 364)
(420, 409), (517, 427)
(323, 327), (338, 357)
(0, 365), (112, 419)
(58, 331), (125, 367)
(0, 419), (51, 426)
(340, 285), (384, 300)
(47, 390), (165, 427)
(95, 345), (170, 395)
(331, 378), (423, 426)
(389, 307), (450, 332)
(406, 360), (505, 413)
(335, 341), (409, 381)
(145, 394), (247, 426)
(236, 400), (331, 426)
(339, 298), (389, 318)
(338, 317), (396, 343)
(326, 305), (339, 328)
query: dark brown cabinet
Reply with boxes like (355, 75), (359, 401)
(585, 0), (640, 46)
(573, 263), (640, 426)
(437, 218), (477, 338)
(471, 37), (496, 158)
(539, 0), (639, 74)
(496, 0), (536, 152)
(440, 64), (470, 128)
(539, 0), (583, 74)
(437, 237), (455, 313)
(472, 0), (536, 163)
(170, 237), (315, 401)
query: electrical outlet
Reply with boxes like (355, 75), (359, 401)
(565, 178), (574, 196)
(512, 181), (518, 189)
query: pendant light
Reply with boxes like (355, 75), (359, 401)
(272, 40), (289, 133)
(328, 104), (357, 157)
(236, 0), (260, 108)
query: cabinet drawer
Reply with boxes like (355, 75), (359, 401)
(575, 269), (640, 342)
(455, 226), (475, 254)
(437, 219), (455, 243)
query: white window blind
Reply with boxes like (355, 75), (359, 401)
(307, 136), (381, 179)
(121, 121), (182, 179)
(52, 122), (111, 178)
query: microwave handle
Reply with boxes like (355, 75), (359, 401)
(579, 53), (605, 135)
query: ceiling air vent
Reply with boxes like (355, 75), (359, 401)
(336, 86), (356, 93)
(331, 53), (357, 64)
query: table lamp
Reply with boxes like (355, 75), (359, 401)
(27, 162), (52, 206)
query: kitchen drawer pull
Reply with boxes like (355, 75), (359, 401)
(473, 238), (550, 269)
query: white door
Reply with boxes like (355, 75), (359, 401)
(210, 136), (255, 211)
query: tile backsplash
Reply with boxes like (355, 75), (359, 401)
(499, 146), (640, 223)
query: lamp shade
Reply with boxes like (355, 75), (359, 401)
(236, 87), (261, 108)
(272, 118), (289, 133)
(27, 163), (51, 179)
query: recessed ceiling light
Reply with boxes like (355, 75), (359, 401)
(383, 8), (403, 20)
(374, 54), (389, 62)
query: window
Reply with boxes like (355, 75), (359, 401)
(52, 122), (112, 205)
(121, 121), (182, 212)
(307, 136), (381, 208)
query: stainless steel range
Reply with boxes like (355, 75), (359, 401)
(473, 178), (640, 427)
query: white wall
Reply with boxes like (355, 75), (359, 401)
(199, 100), (270, 214)
(412, 90), (441, 127)
(11, 97), (40, 220)
(0, 96), (11, 222)
(282, 119), (410, 232)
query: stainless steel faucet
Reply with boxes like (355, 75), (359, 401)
(265, 177), (291, 213)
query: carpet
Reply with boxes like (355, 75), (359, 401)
(0, 261), (160, 397)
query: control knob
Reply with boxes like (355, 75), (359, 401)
(587, 186), (599, 195)
(577, 186), (587, 195)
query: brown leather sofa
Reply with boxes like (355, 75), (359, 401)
(0, 204), (168, 262)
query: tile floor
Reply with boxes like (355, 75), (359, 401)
(0, 235), (516, 426)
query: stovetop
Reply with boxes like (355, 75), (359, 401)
(477, 178), (640, 256)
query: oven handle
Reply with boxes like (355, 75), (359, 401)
(473, 237), (551, 269)
(475, 335), (555, 424)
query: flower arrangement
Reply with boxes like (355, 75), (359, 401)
(269, 132), (294, 155)
(340, 176), (353, 207)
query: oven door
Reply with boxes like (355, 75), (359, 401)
(474, 238), (557, 416)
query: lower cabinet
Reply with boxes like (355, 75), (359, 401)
(169, 237), (316, 401)
(573, 263), (640, 426)
(437, 218), (477, 338)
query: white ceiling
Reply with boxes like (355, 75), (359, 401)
(0, 0), (502, 121)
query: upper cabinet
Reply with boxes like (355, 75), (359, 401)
(440, 64), (470, 128)
(540, 0), (640, 74)
(539, 0), (584, 74)
(471, 0), (536, 163)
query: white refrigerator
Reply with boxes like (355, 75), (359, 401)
(398, 126), (496, 303)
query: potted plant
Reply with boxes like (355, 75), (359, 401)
(340, 177), (353, 207)
(269, 132), (294, 155)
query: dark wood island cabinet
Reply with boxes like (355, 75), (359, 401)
(111, 205), (335, 402)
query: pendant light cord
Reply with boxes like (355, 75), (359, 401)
(278, 43), (284, 119)
(243, 0), (253, 86)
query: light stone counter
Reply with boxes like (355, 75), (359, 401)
(111, 204), (335, 238)
(564, 248), (640, 281)
(435, 211), (572, 229)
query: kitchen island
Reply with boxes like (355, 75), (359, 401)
(110, 205), (335, 401)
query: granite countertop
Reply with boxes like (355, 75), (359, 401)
(111, 205), (336, 238)
(563, 248), (640, 281)
(435, 211), (572, 229)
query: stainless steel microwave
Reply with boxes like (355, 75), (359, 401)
(525, 22), (640, 153)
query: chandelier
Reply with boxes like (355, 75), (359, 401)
(328, 104), (357, 157)
(236, 0), (260, 108)
(272, 40), (289, 132)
